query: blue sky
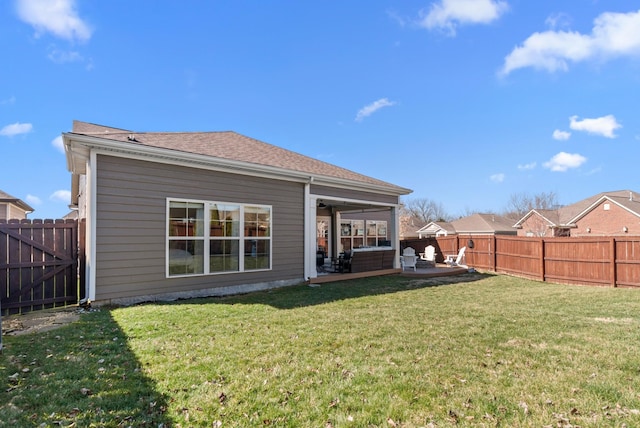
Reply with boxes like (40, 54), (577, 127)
(2, 0), (639, 219)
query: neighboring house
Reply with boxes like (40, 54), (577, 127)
(398, 215), (427, 240)
(415, 221), (455, 238)
(514, 190), (640, 237)
(63, 121), (411, 304)
(449, 213), (517, 236)
(63, 210), (79, 220)
(0, 189), (34, 220)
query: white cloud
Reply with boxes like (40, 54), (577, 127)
(16, 0), (92, 42)
(552, 129), (571, 140)
(543, 152), (587, 172)
(586, 167), (602, 176)
(387, 9), (407, 27)
(1, 96), (16, 105)
(52, 135), (64, 153)
(490, 173), (505, 183)
(0, 122), (33, 137)
(517, 162), (536, 170)
(26, 194), (42, 205)
(419, 0), (508, 36)
(500, 9), (640, 76)
(50, 190), (71, 203)
(48, 48), (84, 63)
(545, 13), (572, 30)
(569, 114), (621, 138)
(355, 98), (396, 122)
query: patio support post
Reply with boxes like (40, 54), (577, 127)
(304, 183), (318, 280)
(334, 210), (342, 255)
(390, 205), (400, 268)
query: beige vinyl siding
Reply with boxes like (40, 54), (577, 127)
(311, 184), (399, 206)
(94, 154), (304, 301)
(0, 203), (29, 220)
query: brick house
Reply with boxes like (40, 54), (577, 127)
(514, 190), (640, 237)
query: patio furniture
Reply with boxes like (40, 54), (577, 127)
(419, 245), (437, 267)
(338, 251), (352, 273)
(401, 247), (417, 271)
(445, 246), (466, 267)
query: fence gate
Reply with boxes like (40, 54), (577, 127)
(1, 219), (81, 315)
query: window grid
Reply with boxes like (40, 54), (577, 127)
(168, 199), (272, 277)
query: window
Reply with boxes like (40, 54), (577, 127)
(316, 217), (330, 255)
(168, 201), (205, 275)
(366, 220), (388, 247)
(209, 203), (240, 273)
(339, 219), (387, 251)
(167, 199), (271, 277)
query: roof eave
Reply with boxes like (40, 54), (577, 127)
(568, 195), (640, 224)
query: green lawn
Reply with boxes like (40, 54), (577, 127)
(2, 272), (640, 427)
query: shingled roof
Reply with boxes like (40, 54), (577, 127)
(514, 190), (640, 228)
(450, 213), (516, 234)
(0, 189), (34, 212)
(565, 190), (640, 223)
(68, 121), (410, 195)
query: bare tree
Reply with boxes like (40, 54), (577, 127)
(503, 191), (559, 222)
(402, 198), (451, 223)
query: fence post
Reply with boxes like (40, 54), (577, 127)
(610, 237), (617, 288)
(540, 238), (545, 282)
(492, 235), (497, 272)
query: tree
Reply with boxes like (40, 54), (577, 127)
(401, 198), (451, 224)
(503, 191), (559, 222)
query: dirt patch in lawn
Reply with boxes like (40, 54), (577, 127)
(1, 307), (84, 336)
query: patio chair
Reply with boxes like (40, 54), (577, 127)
(401, 247), (417, 271)
(420, 245), (437, 267)
(445, 246), (466, 267)
(338, 251), (352, 273)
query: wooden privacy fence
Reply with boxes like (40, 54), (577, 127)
(402, 235), (640, 288)
(0, 219), (84, 315)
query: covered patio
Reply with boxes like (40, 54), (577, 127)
(306, 194), (401, 282)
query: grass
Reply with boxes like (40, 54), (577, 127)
(2, 272), (640, 427)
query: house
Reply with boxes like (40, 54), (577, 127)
(449, 213), (517, 236)
(412, 214), (515, 239)
(63, 121), (411, 304)
(514, 190), (640, 237)
(398, 214), (426, 240)
(0, 189), (34, 220)
(415, 221), (455, 238)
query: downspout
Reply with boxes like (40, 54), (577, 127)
(86, 151), (97, 302)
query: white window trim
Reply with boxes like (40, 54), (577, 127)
(166, 198), (272, 278)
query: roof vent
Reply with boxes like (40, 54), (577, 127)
(128, 134), (137, 142)
(630, 191), (633, 202)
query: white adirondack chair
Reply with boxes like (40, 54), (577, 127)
(420, 245), (437, 267)
(401, 247), (418, 271)
(445, 246), (466, 267)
